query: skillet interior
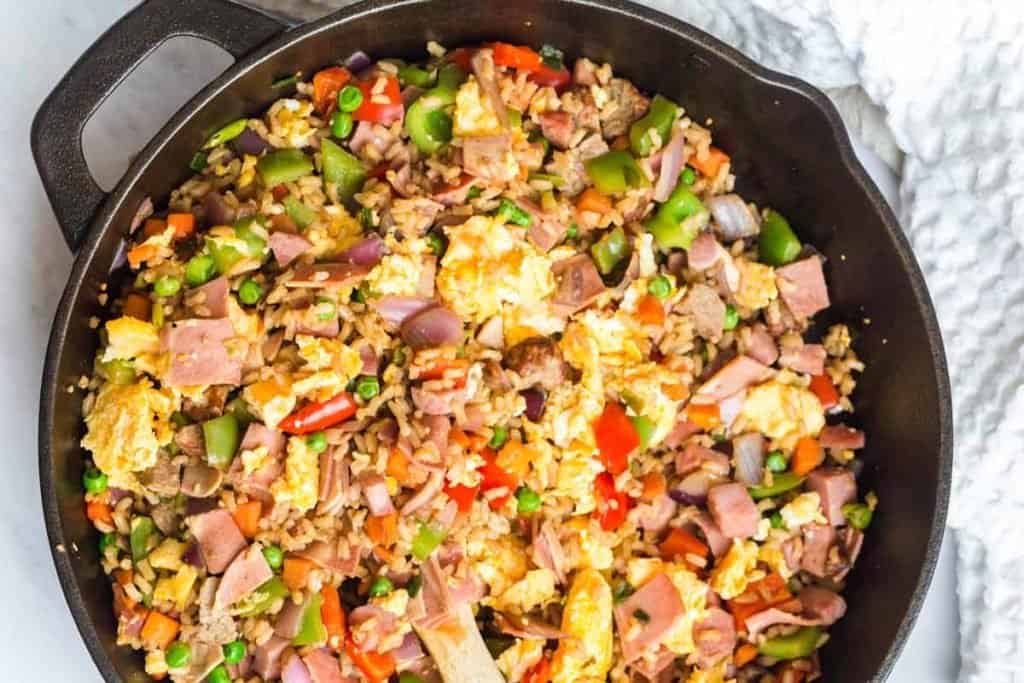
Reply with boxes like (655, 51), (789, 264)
(40, 1), (952, 680)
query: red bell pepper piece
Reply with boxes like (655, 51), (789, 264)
(523, 656), (552, 683)
(344, 637), (395, 683)
(594, 402), (639, 475)
(493, 42), (542, 71)
(446, 47), (476, 71)
(444, 483), (480, 513)
(528, 63), (572, 91)
(593, 472), (631, 531)
(809, 374), (840, 410)
(479, 448), (518, 509)
(352, 76), (404, 125)
(278, 392), (358, 435)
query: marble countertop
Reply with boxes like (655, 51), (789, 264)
(2, 1), (958, 680)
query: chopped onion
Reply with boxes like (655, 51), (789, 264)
(339, 234), (384, 266)
(401, 305), (464, 349)
(672, 470), (718, 504)
(522, 388), (547, 421)
(203, 191), (235, 226)
(231, 127), (272, 156)
(654, 126), (686, 202)
(343, 50), (372, 74)
(281, 654), (312, 683)
(708, 194), (760, 240)
(371, 296), (435, 326)
(732, 432), (765, 486)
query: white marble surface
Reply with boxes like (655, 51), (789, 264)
(0, 1), (958, 680)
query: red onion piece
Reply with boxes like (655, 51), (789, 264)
(393, 632), (425, 664)
(185, 496), (218, 517)
(732, 432), (765, 486)
(401, 85), (425, 108)
(203, 191), (236, 226)
(107, 487), (132, 503)
(339, 234), (384, 267)
(654, 126), (686, 202)
(673, 470), (717, 504)
(371, 296), (436, 326)
(522, 389), (547, 421)
(281, 654), (312, 683)
(231, 127), (273, 156)
(401, 305), (463, 349)
(707, 194), (760, 240)
(344, 50), (372, 74)
(401, 470), (444, 515)
(129, 196), (153, 234)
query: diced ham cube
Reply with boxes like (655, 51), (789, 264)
(675, 443), (730, 477)
(538, 111), (575, 149)
(189, 508), (247, 574)
(253, 636), (290, 680)
(678, 283), (726, 340)
(287, 261), (372, 288)
(362, 473), (396, 516)
(691, 512), (731, 557)
(776, 257), (830, 318)
(745, 323), (779, 366)
(613, 573), (685, 663)
(462, 134), (516, 184)
(707, 483), (759, 539)
(806, 467), (858, 526)
(572, 58), (597, 86)
(303, 648), (345, 683)
(214, 544), (273, 609)
(687, 232), (721, 271)
(819, 425), (866, 450)
(800, 523), (836, 577)
(162, 318), (242, 387)
(187, 276), (230, 318)
(798, 585), (847, 625)
(778, 343), (827, 375)
(551, 254), (605, 314)
(694, 356), (772, 402)
(270, 231), (312, 268)
(691, 607), (737, 669)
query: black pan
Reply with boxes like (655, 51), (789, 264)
(33, 0), (952, 680)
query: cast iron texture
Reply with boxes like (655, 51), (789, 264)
(34, 1), (952, 681)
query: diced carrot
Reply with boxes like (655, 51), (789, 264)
(640, 472), (667, 502)
(791, 436), (824, 476)
(386, 448), (410, 484)
(496, 440), (534, 478)
(659, 527), (709, 563)
(320, 584), (347, 650)
(416, 357), (470, 382)
(686, 402), (721, 431)
(728, 573), (792, 630)
(444, 483), (480, 513)
(449, 427), (486, 453)
(232, 500), (262, 539)
(282, 556), (315, 591)
(662, 382), (688, 401)
(127, 243), (158, 269)
(142, 218), (167, 238)
(86, 500), (113, 525)
(492, 43), (542, 71)
(140, 611), (180, 650)
(166, 213), (195, 240)
(372, 546), (397, 563)
(636, 294), (666, 326)
(734, 643), (759, 667)
(122, 292), (152, 321)
(576, 188), (612, 214)
(344, 637), (395, 683)
(446, 47), (476, 71)
(809, 374), (840, 410)
(690, 146), (730, 178)
(365, 512), (398, 547)
(312, 66), (352, 116)
(114, 569), (133, 587)
(523, 656), (552, 683)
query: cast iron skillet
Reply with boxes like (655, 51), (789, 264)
(33, 0), (952, 680)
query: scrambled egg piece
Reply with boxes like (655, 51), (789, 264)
(371, 588), (410, 619)
(237, 154), (259, 188)
(565, 310), (648, 369)
(493, 568), (558, 613)
(554, 447), (605, 514)
(709, 539), (762, 600)
(503, 302), (566, 347)
(550, 569), (613, 683)
(81, 380), (176, 483)
(453, 77), (504, 137)
(471, 535), (528, 598)
(686, 663), (734, 683)
(607, 362), (685, 447)
(564, 517), (615, 571)
(304, 205), (362, 259)
(102, 317), (160, 362)
(734, 259), (778, 310)
(758, 529), (796, 580)
(625, 559), (709, 655)
(364, 235), (431, 297)
(148, 539), (187, 571)
(296, 335), (362, 374)
(780, 492), (827, 529)
(243, 378), (296, 429)
(738, 380), (825, 448)
(268, 99), (318, 148)
(271, 436), (320, 513)
(497, 638), (545, 683)
(153, 564), (198, 611)
(240, 445), (270, 476)
(227, 297), (262, 341)
(437, 215), (555, 323)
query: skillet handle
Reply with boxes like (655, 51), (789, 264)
(31, 0), (287, 251)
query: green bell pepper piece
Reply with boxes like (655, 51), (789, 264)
(495, 198), (532, 227)
(100, 358), (136, 385)
(629, 94), (680, 157)
(748, 472), (805, 500)
(645, 180), (708, 250)
(293, 593), (328, 646)
(405, 64), (466, 154)
(282, 195), (317, 229)
(842, 502), (874, 530)
(257, 149), (314, 187)
(225, 397), (255, 426)
(203, 119), (248, 149)
(235, 576), (288, 617)
(129, 516), (156, 563)
(206, 238), (243, 275)
(233, 217), (268, 258)
(590, 226), (630, 275)
(321, 138), (367, 202)
(759, 209), (802, 266)
(584, 150), (650, 195)
(202, 413), (240, 468)
(398, 64), (436, 89)
(412, 522), (446, 560)
(758, 626), (822, 660)
(630, 415), (656, 450)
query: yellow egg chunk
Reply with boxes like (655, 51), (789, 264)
(453, 77), (504, 137)
(550, 569), (613, 683)
(102, 316), (161, 362)
(364, 235), (431, 297)
(271, 436), (320, 513)
(153, 564), (198, 611)
(738, 379), (825, 448)
(243, 378), (296, 429)
(780, 492), (828, 529)
(493, 568), (558, 614)
(709, 539), (762, 600)
(81, 380), (176, 481)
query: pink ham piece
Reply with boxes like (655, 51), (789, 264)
(706, 483), (759, 539)
(663, 419), (701, 449)
(432, 174), (475, 206)
(678, 283), (726, 340)
(401, 470), (445, 515)
(411, 556), (454, 630)
(254, 636), (290, 680)
(318, 447), (351, 516)
(371, 296), (436, 327)
(819, 425), (866, 450)
(303, 648), (345, 683)
(463, 134), (515, 183)
(287, 261), (372, 288)
(691, 607), (737, 669)
(551, 254), (605, 314)
(687, 232), (721, 271)
(694, 356), (772, 403)
(187, 276), (230, 318)
(746, 324), (779, 366)
(799, 585), (848, 624)
(632, 647), (676, 681)
(743, 608), (822, 639)
(423, 414), (451, 454)
(691, 512), (730, 557)
(801, 523), (837, 577)
(294, 539), (360, 577)
(411, 386), (463, 415)
(275, 600), (306, 639)
(675, 443), (730, 478)
(776, 257), (830, 318)
(227, 422), (285, 502)
(614, 573), (685, 663)
(778, 343), (827, 375)
(631, 494), (678, 536)
(270, 231), (312, 267)
(538, 111), (575, 149)
(573, 58), (597, 85)
(189, 508), (247, 574)
(163, 318), (241, 387)
(361, 473), (396, 516)
(653, 125), (686, 202)
(526, 214), (569, 252)
(806, 467), (858, 526)
(531, 521), (568, 585)
(282, 652), (313, 683)
(214, 543), (273, 609)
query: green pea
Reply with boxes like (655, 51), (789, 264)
(165, 641), (191, 668)
(338, 85), (364, 113)
(262, 545), (284, 570)
(681, 166), (696, 186)
(203, 119), (248, 149)
(488, 425), (509, 449)
(356, 375), (380, 401)
(238, 279), (264, 305)
(306, 431), (328, 453)
(206, 664), (230, 683)
(184, 254), (216, 287)
(515, 486), (542, 515)
(83, 467), (108, 494)
(647, 275), (673, 300)
(153, 276), (181, 298)
(331, 111), (354, 139)
(630, 415), (656, 450)
(189, 151), (208, 173)
(222, 640), (246, 665)
(723, 304), (740, 331)
(769, 511), (785, 529)
(98, 532), (118, 555)
(842, 503), (874, 530)
(368, 575), (394, 597)
(765, 450), (788, 473)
